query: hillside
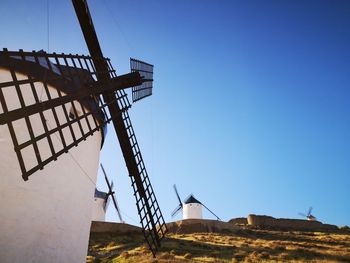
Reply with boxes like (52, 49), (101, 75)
(86, 220), (350, 263)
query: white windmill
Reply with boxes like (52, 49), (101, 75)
(92, 164), (124, 223)
(171, 184), (221, 220)
(299, 207), (317, 221)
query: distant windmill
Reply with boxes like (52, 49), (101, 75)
(299, 207), (317, 221)
(92, 164), (124, 223)
(172, 184), (221, 220)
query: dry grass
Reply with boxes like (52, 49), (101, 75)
(87, 226), (350, 262)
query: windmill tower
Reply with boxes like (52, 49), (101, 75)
(0, 1), (166, 262)
(93, 188), (110, 222)
(183, 195), (203, 219)
(172, 185), (221, 220)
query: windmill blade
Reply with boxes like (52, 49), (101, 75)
(130, 58), (153, 103)
(110, 192), (124, 223)
(308, 207), (313, 216)
(171, 205), (183, 218)
(104, 180), (113, 210)
(100, 164), (123, 222)
(100, 164), (113, 210)
(298, 212), (307, 217)
(101, 164), (113, 192)
(201, 202), (221, 221)
(173, 184), (182, 206)
(104, 194), (111, 211)
(73, 0), (167, 256)
(0, 49), (139, 181)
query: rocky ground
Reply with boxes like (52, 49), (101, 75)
(86, 220), (350, 262)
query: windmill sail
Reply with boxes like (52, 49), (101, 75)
(72, 0), (167, 256)
(100, 164), (124, 223)
(0, 49), (131, 180)
(201, 202), (221, 221)
(171, 184), (183, 217)
(130, 58), (153, 102)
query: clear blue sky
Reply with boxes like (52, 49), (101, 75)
(1, 0), (349, 226)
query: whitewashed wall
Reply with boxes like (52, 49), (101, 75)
(92, 197), (106, 222)
(0, 69), (102, 263)
(183, 203), (203, 219)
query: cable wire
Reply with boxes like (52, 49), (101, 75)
(47, 0), (50, 53)
(101, 0), (135, 55)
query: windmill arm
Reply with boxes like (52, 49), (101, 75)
(308, 207), (313, 216)
(91, 72), (143, 93)
(100, 164), (112, 189)
(171, 205), (182, 217)
(201, 203), (221, 221)
(173, 184), (182, 205)
(73, 0), (167, 256)
(111, 194), (123, 223)
(0, 71), (140, 126)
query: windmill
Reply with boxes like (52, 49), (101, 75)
(0, 0), (166, 259)
(92, 164), (124, 223)
(299, 207), (317, 221)
(172, 184), (221, 221)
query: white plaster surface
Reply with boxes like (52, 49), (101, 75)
(0, 69), (102, 263)
(183, 203), (203, 219)
(92, 197), (106, 222)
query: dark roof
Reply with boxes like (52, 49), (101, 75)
(94, 188), (107, 199)
(183, 195), (201, 204)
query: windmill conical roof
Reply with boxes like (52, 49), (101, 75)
(183, 195), (201, 204)
(94, 188), (107, 199)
